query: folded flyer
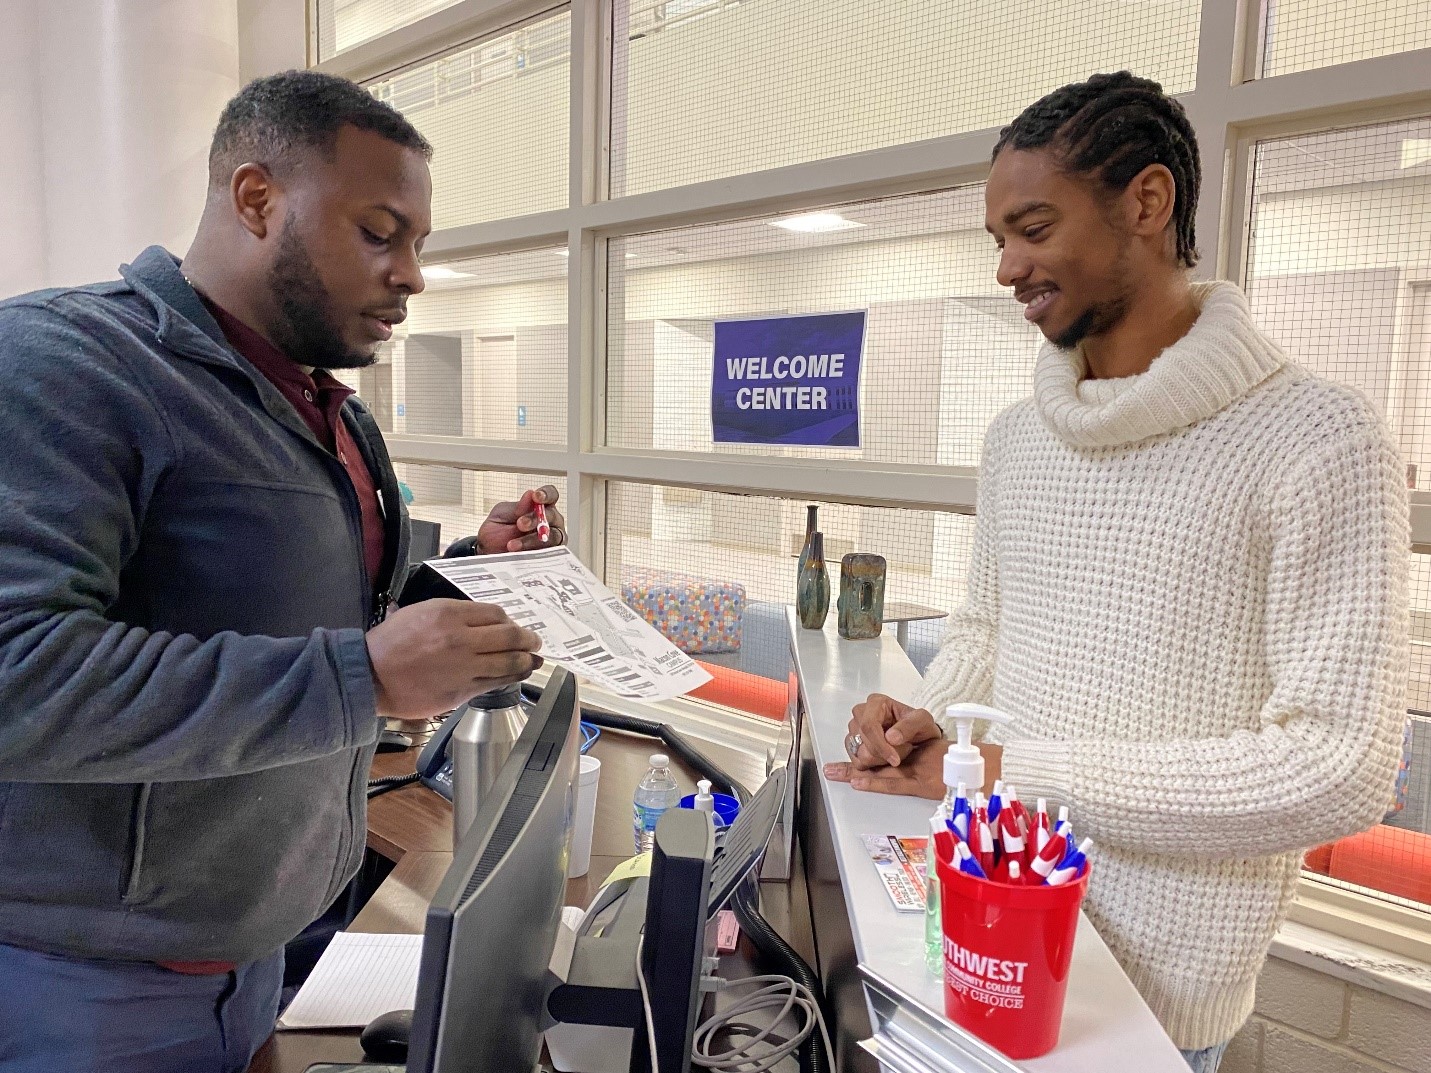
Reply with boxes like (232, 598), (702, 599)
(406, 547), (711, 702)
(861, 834), (928, 912)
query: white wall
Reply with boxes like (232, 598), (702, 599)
(1, 0), (241, 298)
(0, 0), (49, 300)
(239, 0), (307, 81)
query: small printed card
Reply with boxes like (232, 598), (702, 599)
(861, 834), (929, 912)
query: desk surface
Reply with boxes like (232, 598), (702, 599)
(249, 724), (766, 1073)
(789, 610), (1188, 1073)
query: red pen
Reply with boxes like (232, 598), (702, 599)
(998, 807), (1026, 861)
(974, 803), (995, 875)
(1030, 822), (1071, 880)
(1034, 798), (1052, 853)
(1006, 783), (1031, 839)
(533, 500), (551, 543)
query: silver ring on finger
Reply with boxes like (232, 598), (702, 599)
(846, 732), (863, 760)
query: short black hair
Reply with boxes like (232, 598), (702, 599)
(993, 72), (1201, 269)
(208, 69), (431, 187)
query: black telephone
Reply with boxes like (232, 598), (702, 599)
(415, 714), (462, 802)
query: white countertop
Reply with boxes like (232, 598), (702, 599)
(788, 611), (1187, 1072)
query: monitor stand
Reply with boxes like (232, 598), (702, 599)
(547, 808), (714, 1073)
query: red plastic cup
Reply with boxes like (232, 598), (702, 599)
(933, 829), (1089, 1059)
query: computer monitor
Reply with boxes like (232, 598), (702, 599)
(405, 666), (581, 1073)
(408, 518), (442, 562)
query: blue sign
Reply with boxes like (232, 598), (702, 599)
(711, 311), (865, 447)
(517, 405), (527, 428)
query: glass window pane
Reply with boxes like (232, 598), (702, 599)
(397, 463), (566, 546)
(375, 247), (568, 445)
(607, 481), (970, 714)
(368, 9), (570, 229)
(315, 0), (468, 61)
(1259, 0), (1431, 77)
(610, 0), (1201, 197)
(1246, 115), (1431, 912)
(606, 186), (1039, 465)
(1244, 117), (1431, 476)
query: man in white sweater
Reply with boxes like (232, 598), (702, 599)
(824, 72), (1408, 1071)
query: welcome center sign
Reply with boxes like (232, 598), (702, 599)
(711, 311), (865, 447)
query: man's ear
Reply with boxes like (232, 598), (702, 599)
(229, 163), (280, 240)
(1125, 163), (1177, 243)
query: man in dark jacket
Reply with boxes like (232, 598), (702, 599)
(0, 71), (564, 1072)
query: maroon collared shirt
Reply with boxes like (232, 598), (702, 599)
(199, 298), (387, 597)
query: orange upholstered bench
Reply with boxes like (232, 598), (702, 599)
(691, 660), (790, 721)
(1304, 824), (1431, 905)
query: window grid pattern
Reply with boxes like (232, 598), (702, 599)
(367, 9), (571, 230)
(397, 463), (568, 549)
(1259, 0), (1431, 77)
(1245, 118), (1431, 482)
(610, 0), (1201, 197)
(1246, 116), (1431, 911)
(392, 247), (568, 446)
(315, 0), (467, 61)
(606, 482), (971, 714)
(606, 185), (1041, 467)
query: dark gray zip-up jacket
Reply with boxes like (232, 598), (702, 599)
(0, 246), (410, 963)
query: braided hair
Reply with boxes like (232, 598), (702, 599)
(993, 72), (1201, 269)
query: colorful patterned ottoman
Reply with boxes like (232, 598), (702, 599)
(619, 569), (745, 654)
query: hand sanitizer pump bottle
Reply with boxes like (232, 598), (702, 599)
(940, 702), (1009, 793)
(924, 703), (1010, 971)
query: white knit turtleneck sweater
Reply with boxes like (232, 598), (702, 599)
(914, 281), (1409, 1050)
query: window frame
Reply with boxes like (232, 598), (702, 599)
(312, 0), (1431, 956)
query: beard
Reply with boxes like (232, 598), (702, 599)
(267, 220), (377, 370)
(1052, 235), (1138, 351)
(1051, 293), (1131, 350)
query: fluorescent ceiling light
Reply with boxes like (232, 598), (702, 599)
(558, 249), (637, 259)
(420, 265), (474, 281)
(769, 211), (866, 234)
(1401, 138), (1431, 169)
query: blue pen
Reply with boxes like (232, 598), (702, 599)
(947, 781), (971, 840)
(1045, 838), (1093, 886)
(955, 840), (987, 879)
(987, 779), (1004, 826)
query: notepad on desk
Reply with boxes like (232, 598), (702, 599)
(276, 932), (424, 1030)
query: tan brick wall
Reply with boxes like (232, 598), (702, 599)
(1220, 954), (1431, 1073)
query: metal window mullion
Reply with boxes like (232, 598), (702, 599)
(1185, 0), (1247, 284)
(383, 434), (980, 514)
(1223, 46), (1431, 127)
(385, 436), (576, 471)
(315, 0), (567, 80)
(579, 451), (981, 515)
(417, 134), (1002, 264)
(306, 0), (320, 67)
(566, 0), (599, 572)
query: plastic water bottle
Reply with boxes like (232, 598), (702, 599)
(633, 753), (681, 853)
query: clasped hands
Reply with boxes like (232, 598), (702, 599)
(823, 693), (1002, 801)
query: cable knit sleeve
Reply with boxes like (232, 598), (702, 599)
(1001, 424), (1409, 859)
(914, 426), (1005, 719)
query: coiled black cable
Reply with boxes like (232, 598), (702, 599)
(366, 770), (420, 798)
